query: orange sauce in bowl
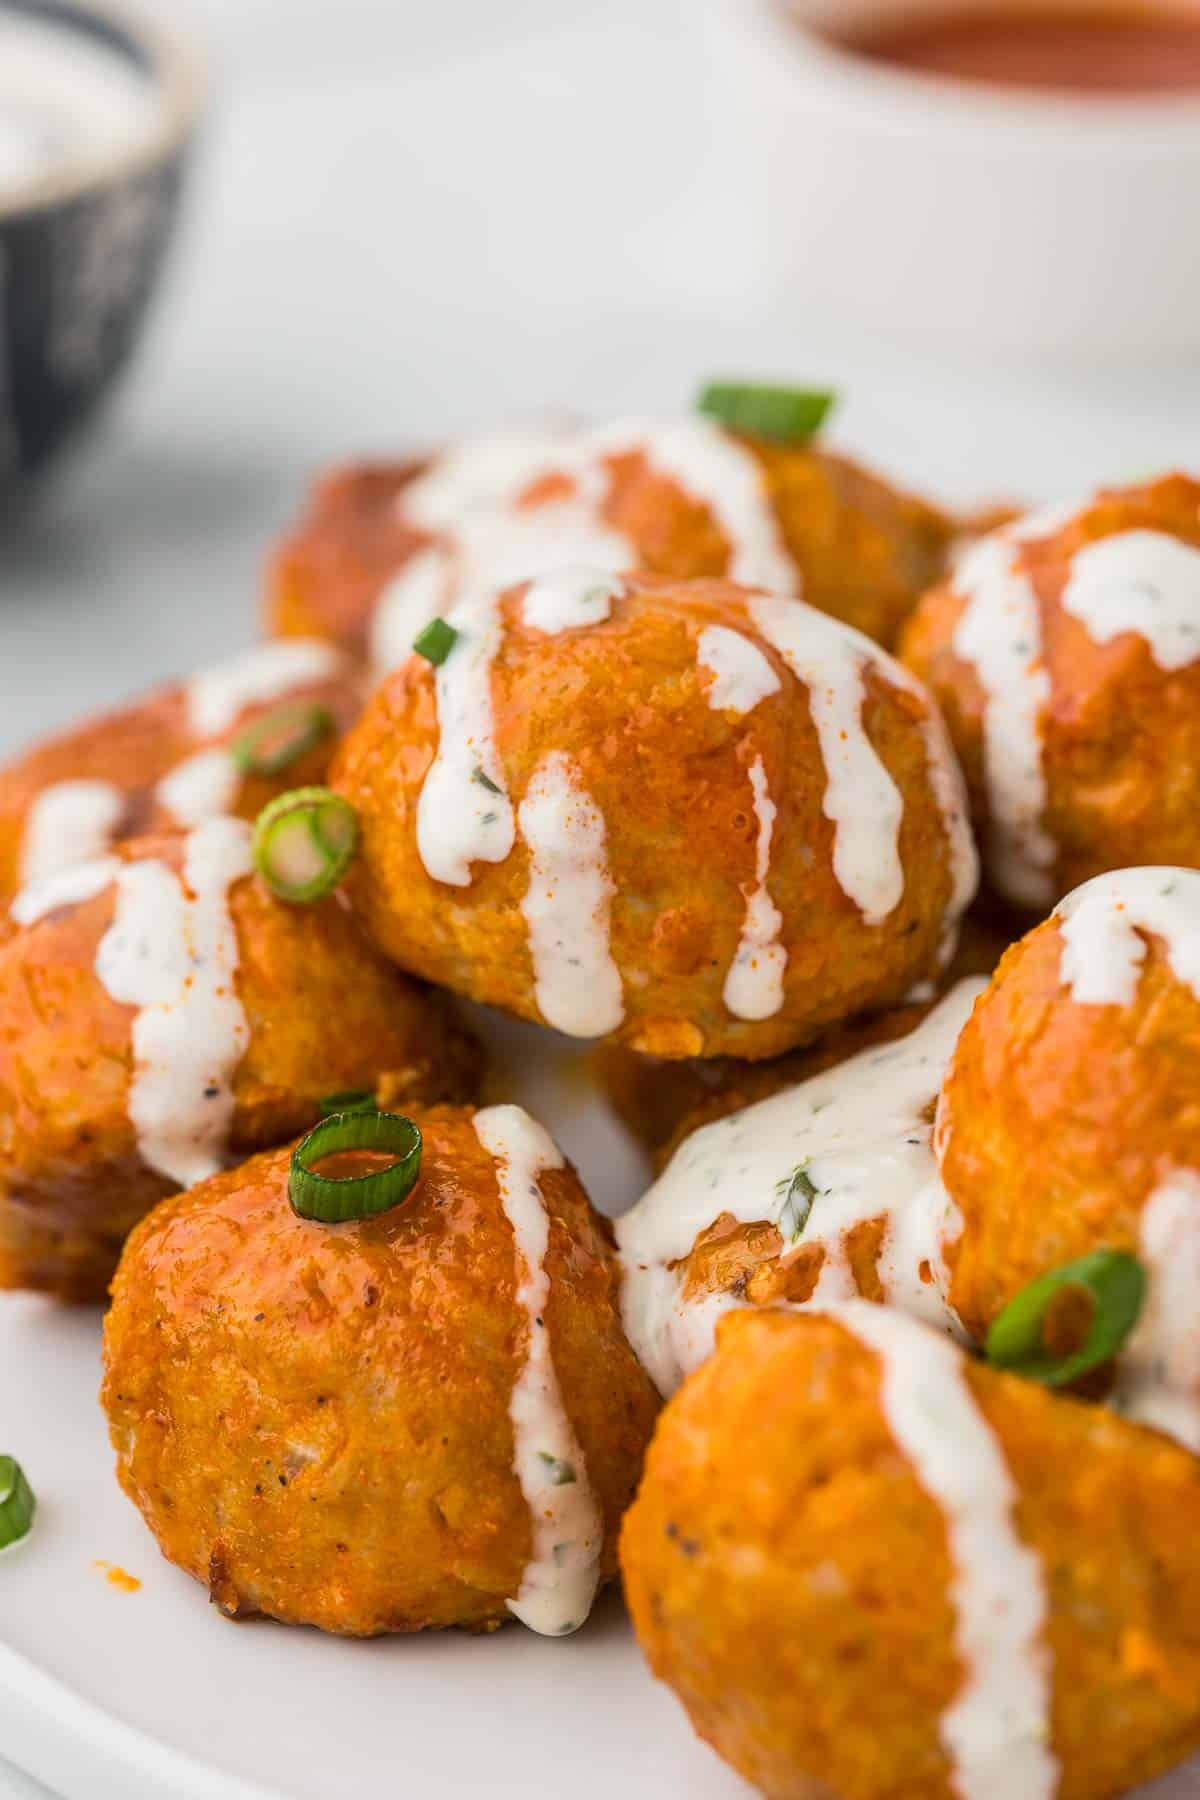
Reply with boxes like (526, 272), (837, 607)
(837, 7), (1200, 92)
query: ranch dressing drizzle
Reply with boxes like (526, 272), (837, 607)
(1055, 867), (1200, 1007)
(1113, 1171), (1200, 1453)
(586, 416), (797, 592)
(373, 416), (802, 670)
(831, 1301), (1057, 1800)
(154, 748), (242, 828)
(617, 981), (983, 1396)
(371, 545), (456, 672)
(1060, 530), (1200, 669)
(9, 854), (122, 927)
(94, 817), (252, 1187)
(522, 567), (624, 633)
(748, 593), (905, 923)
(20, 780), (125, 885)
(518, 751), (624, 1037)
(473, 1104), (604, 1636)
(416, 588), (515, 886)
(696, 624), (781, 715)
(185, 640), (342, 739)
(952, 528), (1056, 909)
(722, 756), (786, 1021)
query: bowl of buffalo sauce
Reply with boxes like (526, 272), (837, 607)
(715, 0), (1200, 357)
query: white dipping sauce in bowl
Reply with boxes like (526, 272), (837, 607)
(0, 11), (163, 201)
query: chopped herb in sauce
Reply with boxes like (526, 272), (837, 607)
(537, 1452), (577, 1487)
(776, 1164), (818, 1241)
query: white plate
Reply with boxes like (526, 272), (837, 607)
(0, 1011), (1196, 1800)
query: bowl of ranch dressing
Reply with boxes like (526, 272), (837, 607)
(0, 0), (205, 495)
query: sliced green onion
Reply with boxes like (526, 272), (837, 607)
(319, 1089), (376, 1117)
(413, 617), (459, 666)
(253, 786), (358, 903)
(231, 702), (334, 778)
(0, 1456), (35, 1550)
(697, 381), (837, 444)
(538, 1453), (577, 1487)
(472, 766), (502, 796)
(985, 1250), (1145, 1388)
(289, 1108), (422, 1223)
(776, 1164), (817, 1242)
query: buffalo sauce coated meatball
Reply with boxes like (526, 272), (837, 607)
(332, 571), (977, 1061)
(595, 908), (1011, 1165)
(621, 1306), (1200, 1800)
(901, 473), (1200, 910)
(936, 865), (1200, 1446)
(0, 637), (361, 907)
(615, 981), (981, 1397)
(266, 420), (956, 664)
(0, 820), (479, 1301)
(102, 1104), (660, 1636)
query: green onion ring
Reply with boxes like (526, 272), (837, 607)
(697, 381), (837, 445)
(412, 617), (459, 666)
(253, 786), (358, 903)
(0, 1456), (35, 1550)
(231, 702), (334, 778)
(319, 1089), (377, 1117)
(289, 1109), (422, 1223)
(985, 1249), (1145, 1388)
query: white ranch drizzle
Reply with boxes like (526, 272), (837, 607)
(952, 529), (1056, 909)
(20, 779), (124, 885)
(372, 415), (802, 670)
(1060, 529), (1200, 670)
(616, 980), (983, 1397)
(518, 751), (624, 1038)
(522, 566), (624, 634)
(415, 589), (515, 886)
(9, 854), (121, 926)
(723, 756), (786, 1022)
(586, 416), (797, 593)
(1115, 1171), (1200, 1453)
(185, 639), (341, 739)
(93, 816), (252, 1187)
(370, 544), (456, 672)
(154, 747), (242, 828)
(695, 624), (781, 715)
(748, 593), (905, 924)
(472, 1104), (604, 1636)
(1055, 866), (1200, 1007)
(831, 1300), (1057, 1800)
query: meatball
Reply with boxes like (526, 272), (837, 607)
(0, 637), (361, 907)
(621, 1305), (1200, 1800)
(102, 1103), (660, 1636)
(901, 473), (1200, 910)
(266, 421), (956, 663)
(937, 864), (1200, 1448)
(615, 980), (981, 1395)
(0, 819), (480, 1300)
(595, 908), (1012, 1165)
(332, 570), (978, 1061)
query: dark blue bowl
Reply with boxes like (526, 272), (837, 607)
(0, 0), (206, 496)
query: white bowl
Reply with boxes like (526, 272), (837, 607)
(713, 0), (1200, 361)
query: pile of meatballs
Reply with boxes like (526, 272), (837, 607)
(4, 395), (1200, 1800)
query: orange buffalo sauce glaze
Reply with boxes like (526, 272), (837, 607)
(94, 1559), (141, 1593)
(839, 7), (1200, 93)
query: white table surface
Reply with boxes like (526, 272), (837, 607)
(2, 1), (1200, 1793)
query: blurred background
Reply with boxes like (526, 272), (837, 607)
(2, 0), (1200, 754)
